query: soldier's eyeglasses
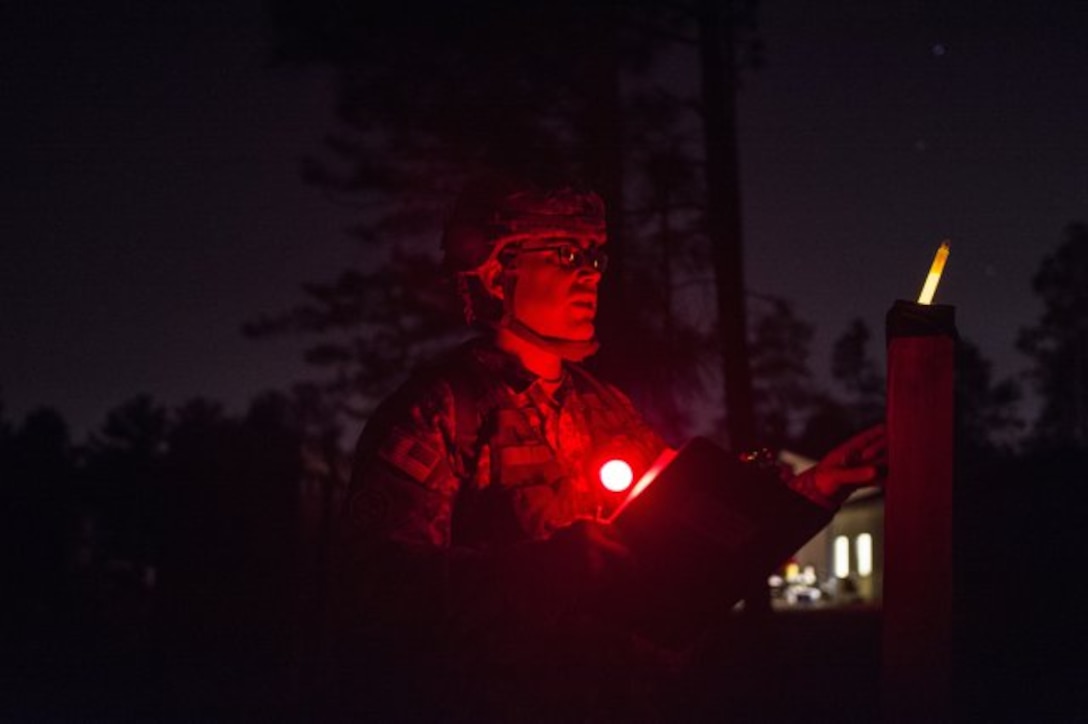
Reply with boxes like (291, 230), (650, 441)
(502, 243), (608, 273)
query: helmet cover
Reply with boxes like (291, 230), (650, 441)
(442, 177), (605, 275)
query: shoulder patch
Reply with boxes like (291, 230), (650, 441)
(378, 427), (443, 484)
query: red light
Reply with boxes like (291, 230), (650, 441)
(606, 447), (677, 523)
(599, 459), (634, 492)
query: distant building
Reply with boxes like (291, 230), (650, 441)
(776, 451), (884, 608)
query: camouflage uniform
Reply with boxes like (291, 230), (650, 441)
(347, 337), (666, 548)
(331, 336), (669, 720)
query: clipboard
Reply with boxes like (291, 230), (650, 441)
(603, 437), (834, 644)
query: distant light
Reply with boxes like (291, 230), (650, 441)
(785, 561), (800, 581)
(599, 459), (634, 492)
(834, 535), (850, 579)
(932, 43), (947, 57)
(856, 533), (873, 577)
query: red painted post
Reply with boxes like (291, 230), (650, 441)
(882, 300), (956, 721)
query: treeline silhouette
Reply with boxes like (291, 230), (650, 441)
(0, 392), (306, 721)
(2, 335), (1086, 720)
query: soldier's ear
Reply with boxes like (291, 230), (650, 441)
(478, 259), (505, 300)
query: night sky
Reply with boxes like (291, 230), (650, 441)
(3, 0), (1086, 440)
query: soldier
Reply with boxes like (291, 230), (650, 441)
(329, 173), (884, 721)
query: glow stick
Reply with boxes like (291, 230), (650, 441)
(917, 241), (950, 305)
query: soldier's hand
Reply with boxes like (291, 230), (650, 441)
(800, 424), (887, 501)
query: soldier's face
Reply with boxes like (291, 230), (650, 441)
(503, 234), (607, 341)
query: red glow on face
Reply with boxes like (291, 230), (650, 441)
(599, 459), (634, 492)
(506, 235), (603, 341)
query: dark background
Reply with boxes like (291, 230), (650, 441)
(4, 0), (1085, 440)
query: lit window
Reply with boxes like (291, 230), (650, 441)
(856, 533), (873, 577)
(834, 535), (850, 578)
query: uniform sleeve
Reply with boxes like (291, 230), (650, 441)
(345, 376), (461, 550)
(326, 376), (458, 657)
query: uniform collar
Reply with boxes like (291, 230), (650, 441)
(470, 336), (574, 399)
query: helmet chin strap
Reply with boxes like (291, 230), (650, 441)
(502, 316), (600, 362)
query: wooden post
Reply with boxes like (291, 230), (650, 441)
(882, 300), (956, 721)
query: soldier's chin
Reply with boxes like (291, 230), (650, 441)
(564, 319), (596, 341)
